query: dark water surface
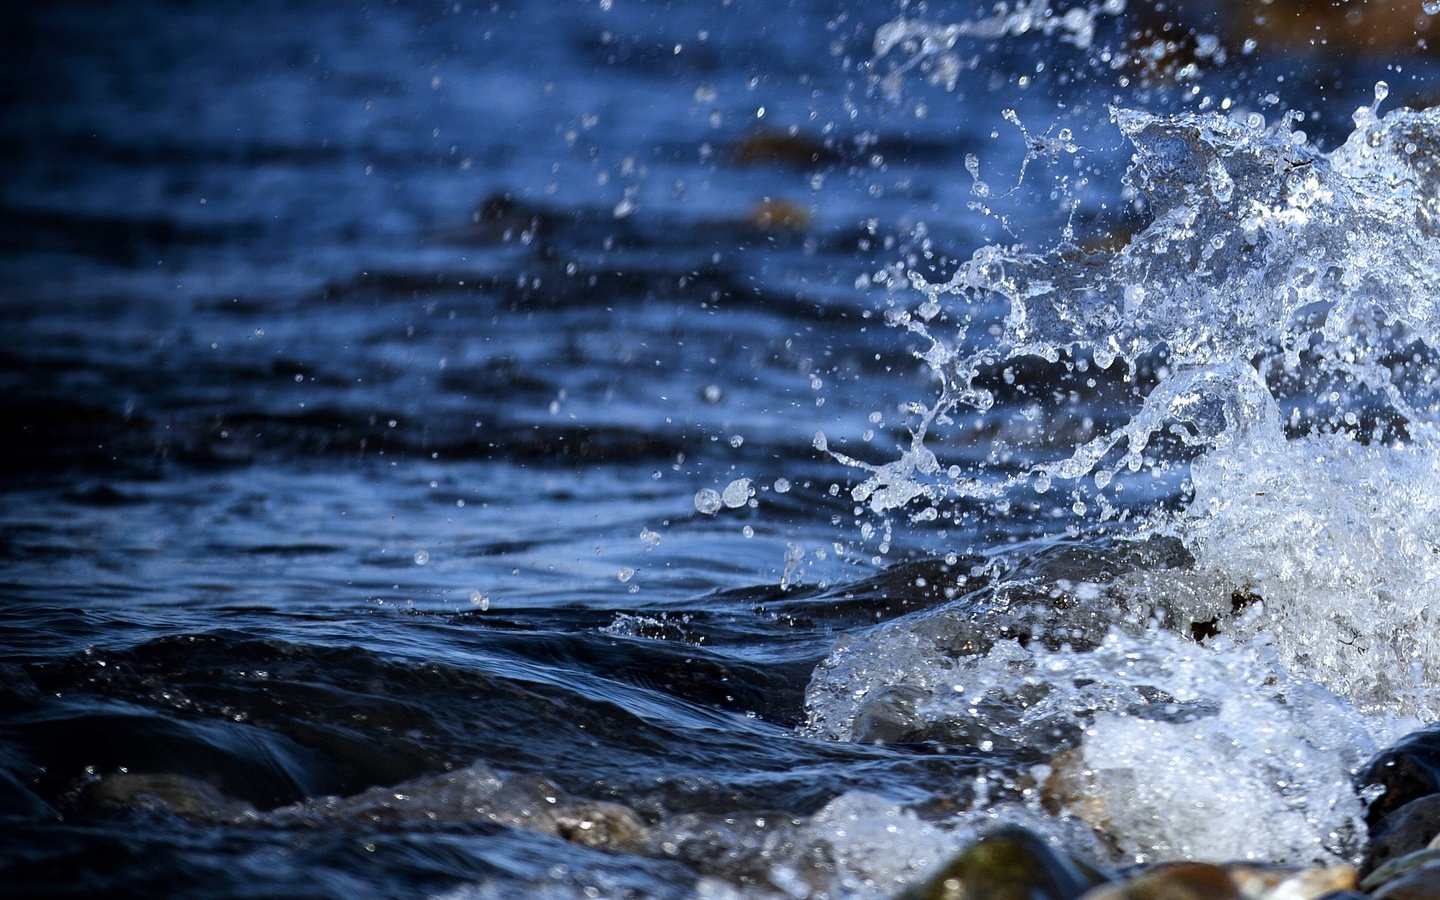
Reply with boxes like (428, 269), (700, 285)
(4, 2), (1439, 897)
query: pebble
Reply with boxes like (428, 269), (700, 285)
(1227, 863), (1356, 899)
(1079, 862), (1238, 900)
(1078, 862), (1355, 900)
(728, 129), (834, 170)
(905, 825), (1111, 900)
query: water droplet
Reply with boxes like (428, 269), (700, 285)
(721, 478), (753, 508)
(773, 477), (791, 494)
(694, 488), (722, 515)
(617, 567), (635, 583)
(413, 550), (430, 565)
(1426, 1), (1440, 15)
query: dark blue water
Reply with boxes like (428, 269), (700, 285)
(3, 2), (1438, 896)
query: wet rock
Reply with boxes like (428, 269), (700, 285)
(1078, 862), (1237, 900)
(746, 198), (811, 231)
(1360, 848), (1440, 893)
(1220, 0), (1438, 57)
(81, 772), (255, 820)
(728, 129), (835, 170)
(1358, 725), (1440, 827)
(554, 801), (650, 850)
(1366, 794), (1440, 874)
(903, 826), (1111, 900)
(268, 764), (649, 852)
(1225, 863), (1357, 898)
(1369, 864), (1440, 900)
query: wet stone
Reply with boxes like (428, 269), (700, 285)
(1369, 863), (1440, 900)
(1358, 724), (1440, 827)
(1225, 863), (1356, 898)
(1078, 862), (1238, 900)
(81, 772), (254, 820)
(903, 826), (1111, 900)
(1366, 793), (1440, 874)
(1360, 848), (1440, 893)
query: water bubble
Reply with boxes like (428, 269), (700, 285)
(693, 489), (722, 515)
(413, 550), (430, 565)
(773, 477), (791, 493)
(469, 591), (490, 611)
(1426, 0), (1440, 14)
(617, 567), (635, 583)
(702, 384), (722, 403)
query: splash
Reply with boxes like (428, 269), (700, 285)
(849, 90), (1440, 521)
(809, 89), (1440, 866)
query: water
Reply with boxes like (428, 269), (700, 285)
(2, 1), (1439, 896)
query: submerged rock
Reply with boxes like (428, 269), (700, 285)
(266, 764), (649, 852)
(902, 826), (1111, 900)
(728, 129), (835, 169)
(81, 772), (256, 820)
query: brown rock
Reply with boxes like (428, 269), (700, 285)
(1080, 862), (1239, 900)
(729, 129), (835, 170)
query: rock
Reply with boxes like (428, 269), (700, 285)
(1078, 862), (1238, 900)
(728, 129), (835, 170)
(81, 772), (254, 819)
(1370, 863), (1440, 899)
(1360, 848), (1440, 893)
(746, 198), (811, 231)
(1226, 863), (1356, 898)
(1218, 0), (1438, 57)
(1358, 725), (1440, 828)
(1366, 794), (1440, 874)
(554, 800), (649, 850)
(905, 826), (1111, 900)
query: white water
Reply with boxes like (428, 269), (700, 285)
(807, 47), (1440, 866)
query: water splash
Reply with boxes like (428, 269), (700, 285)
(809, 90), (1440, 866)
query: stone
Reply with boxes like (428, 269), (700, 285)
(905, 826), (1111, 900)
(1357, 724), (1440, 828)
(1366, 793), (1440, 874)
(1078, 862), (1238, 900)
(1225, 863), (1356, 898)
(746, 198), (811, 231)
(728, 129), (835, 170)
(1370, 863), (1440, 899)
(1360, 848), (1440, 893)
(82, 771), (253, 819)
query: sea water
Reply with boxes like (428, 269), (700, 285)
(2, 1), (1440, 896)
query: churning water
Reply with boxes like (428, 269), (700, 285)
(3, 1), (1440, 897)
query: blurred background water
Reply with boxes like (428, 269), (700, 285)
(2, 1), (1439, 896)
